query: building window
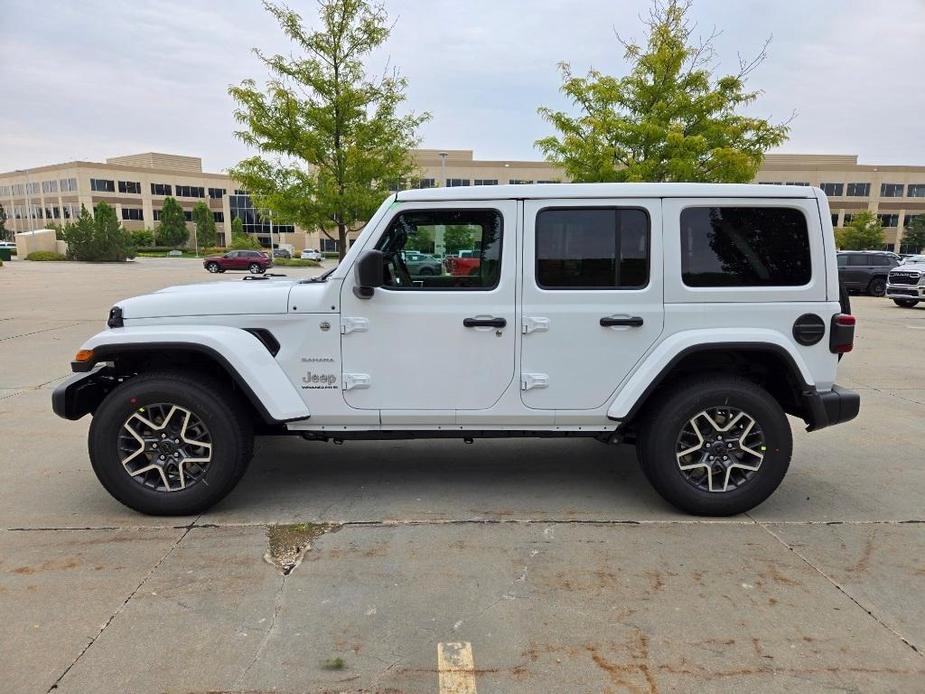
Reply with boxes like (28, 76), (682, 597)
(536, 208), (649, 289)
(234, 189), (247, 195)
(509, 179), (533, 185)
(118, 180), (141, 194)
(474, 179), (498, 186)
(907, 184), (925, 198)
(881, 183), (904, 197)
(90, 178), (115, 193)
(843, 213), (854, 225)
(904, 214), (920, 229)
(175, 185), (205, 198)
(758, 181), (783, 185)
(831, 213), (839, 227)
(41, 180), (59, 194)
(0, 185), (9, 196)
(416, 178), (435, 189)
(152, 210), (161, 221)
(877, 213), (899, 227)
(537, 180), (561, 184)
(12, 184), (25, 196)
(846, 182), (870, 197)
(785, 181), (809, 186)
(60, 178), (78, 193)
(208, 187), (226, 199)
(121, 208), (144, 221)
(26, 182), (40, 195)
(680, 207), (811, 287)
(446, 178), (470, 187)
(820, 183), (844, 197)
(229, 193), (294, 239)
(183, 210), (193, 222)
(151, 183), (172, 196)
(213, 211), (224, 223)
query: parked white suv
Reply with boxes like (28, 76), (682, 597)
(886, 260), (925, 307)
(300, 248), (323, 261)
(53, 183), (859, 516)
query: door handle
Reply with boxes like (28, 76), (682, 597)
(463, 317), (507, 328)
(600, 316), (644, 327)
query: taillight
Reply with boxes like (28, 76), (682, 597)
(830, 313), (856, 354)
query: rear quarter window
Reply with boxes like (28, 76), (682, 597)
(680, 207), (812, 287)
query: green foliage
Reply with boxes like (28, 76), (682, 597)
(229, 0), (430, 260)
(0, 204), (10, 240)
(231, 217), (244, 238)
(272, 257), (321, 267)
(230, 231), (263, 250)
(129, 229), (155, 248)
(192, 202), (217, 248)
(901, 216), (925, 254)
(26, 250), (67, 261)
(403, 226), (434, 253)
(443, 225), (476, 256)
(536, 0), (790, 183)
(61, 203), (133, 261)
(156, 197), (189, 247)
(836, 211), (884, 250)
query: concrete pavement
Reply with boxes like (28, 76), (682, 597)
(0, 257), (922, 692)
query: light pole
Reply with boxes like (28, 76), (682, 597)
(438, 151), (448, 187)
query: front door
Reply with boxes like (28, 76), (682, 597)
(520, 199), (664, 410)
(340, 200), (518, 411)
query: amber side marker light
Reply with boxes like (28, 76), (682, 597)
(74, 349), (95, 363)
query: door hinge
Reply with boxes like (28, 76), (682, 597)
(521, 373), (549, 391)
(341, 317), (369, 335)
(342, 373), (371, 390)
(522, 316), (550, 334)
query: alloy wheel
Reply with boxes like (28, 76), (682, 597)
(118, 403), (213, 492)
(675, 407), (766, 493)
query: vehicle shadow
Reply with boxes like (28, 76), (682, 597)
(209, 436), (685, 522)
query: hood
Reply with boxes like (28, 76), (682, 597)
(117, 279), (297, 319)
(894, 262), (925, 272)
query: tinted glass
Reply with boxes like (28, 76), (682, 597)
(536, 208), (649, 289)
(680, 207), (811, 287)
(837, 255), (848, 267)
(871, 255), (894, 266)
(376, 209), (503, 290)
(847, 255), (868, 266)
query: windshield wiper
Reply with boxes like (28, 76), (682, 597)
(303, 265), (338, 283)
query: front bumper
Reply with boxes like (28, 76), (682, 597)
(801, 385), (860, 432)
(886, 283), (925, 300)
(51, 364), (116, 420)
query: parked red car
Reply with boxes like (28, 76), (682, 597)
(203, 250), (272, 274)
(444, 250), (481, 277)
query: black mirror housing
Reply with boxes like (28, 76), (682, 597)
(353, 249), (385, 299)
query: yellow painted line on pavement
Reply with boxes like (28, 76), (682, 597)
(438, 641), (477, 694)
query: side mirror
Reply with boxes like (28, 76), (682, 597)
(353, 249), (384, 299)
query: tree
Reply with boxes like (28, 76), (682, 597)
(0, 204), (8, 241)
(901, 216), (925, 254)
(231, 216), (245, 239)
(63, 206), (95, 259)
(836, 211), (884, 250)
(443, 225), (476, 256)
(229, 0), (429, 259)
(404, 226), (433, 253)
(62, 203), (132, 261)
(536, 0), (790, 183)
(157, 197), (189, 247)
(192, 202), (217, 249)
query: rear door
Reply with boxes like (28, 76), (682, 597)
(520, 199), (664, 410)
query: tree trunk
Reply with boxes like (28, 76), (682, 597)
(338, 223), (347, 261)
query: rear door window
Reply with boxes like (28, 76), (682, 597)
(680, 207), (811, 287)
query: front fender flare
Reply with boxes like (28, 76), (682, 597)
(75, 325), (310, 423)
(607, 329), (814, 421)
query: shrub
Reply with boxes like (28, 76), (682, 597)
(273, 258), (321, 267)
(129, 229), (155, 248)
(26, 250), (67, 261)
(229, 232), (262, 250)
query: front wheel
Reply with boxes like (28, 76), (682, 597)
(893, 299), (919, 308)
(249, 263), (264, 274)
(868, 277), (886, 296)
(637, 376), (792, 516)
(88, 372), (254, 515)
(206, 262), (220, 273)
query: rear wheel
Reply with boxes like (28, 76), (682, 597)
(249, 263), (264, 274)
(893, 299), (919, 308)
(637, 376), (792, 516)
(88, 372), (253, 515)
(206, 262), (220, 273)
(868, 277), (887, 296)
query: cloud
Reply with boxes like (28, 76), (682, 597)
(1, 0), (923, 172)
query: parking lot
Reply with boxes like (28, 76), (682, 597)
(1, 256), (923, 693)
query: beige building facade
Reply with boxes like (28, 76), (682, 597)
(3, 150), (924, 253)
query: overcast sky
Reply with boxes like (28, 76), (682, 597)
(2, 0), (923, 173)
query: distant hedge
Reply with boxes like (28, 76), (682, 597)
(273, 258), (321, 267)
(27, 251), (67, 261)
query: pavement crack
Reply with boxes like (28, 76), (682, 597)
(748, 513), (922, 657)
(46, 518), (200, 691)
(235, 573), (287, 688)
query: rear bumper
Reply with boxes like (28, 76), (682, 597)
(51, 364), (115, 420)
(801, 384), (860, 432)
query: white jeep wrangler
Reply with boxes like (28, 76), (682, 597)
(53, 183), (859, 517)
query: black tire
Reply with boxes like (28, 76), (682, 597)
(637, 376), (792, 516)
(88, 371), (254, 515)
(419, 266), (436, 276)
(893, 299), (919, 308)
(867, 277), (886, 296)
(206, 262), (220, 273)
(249, 263), (263, 274)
